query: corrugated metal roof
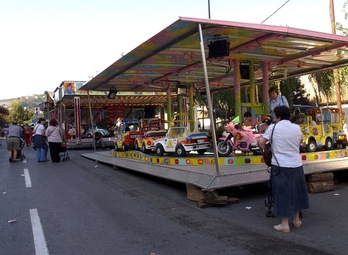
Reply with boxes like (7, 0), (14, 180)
(80, 16), (348, 94)
(58, 94), (174, 108)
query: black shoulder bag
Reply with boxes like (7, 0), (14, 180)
(263, 123), (278, 167)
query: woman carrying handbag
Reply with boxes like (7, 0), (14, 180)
(32, 118), (49, 162)
(45, 119), (63, 163)
(259, 106), (309, 233)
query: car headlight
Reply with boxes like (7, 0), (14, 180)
(338, 135), (347, 140)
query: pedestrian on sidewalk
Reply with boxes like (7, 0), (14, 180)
(45, 119), (63, 163)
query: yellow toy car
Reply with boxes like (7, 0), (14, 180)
(297, 107), (347, 152)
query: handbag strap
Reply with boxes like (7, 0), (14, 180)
(269, 123), (280, 166)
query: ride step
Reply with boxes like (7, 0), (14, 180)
(307, 172), (334, 182)
(186, 184), (239, 207)
(307, 172), (335, 193)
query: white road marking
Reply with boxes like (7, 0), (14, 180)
(23, 168), (32, 188)
(30, 209), (50, 255)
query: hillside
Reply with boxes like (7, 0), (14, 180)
(0, 93), (50, 109)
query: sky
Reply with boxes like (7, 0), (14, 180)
(0, 0), (347, 100)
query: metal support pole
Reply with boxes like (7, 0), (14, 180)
(234, 59), (241, 119)
(87, 91), (96, 151)
(262, 61), (270, 116)
(166, 86), (172, 128)
(198, 23), (220, 175)
(189, 84), (194, 132)
(178, 94), (183, 127)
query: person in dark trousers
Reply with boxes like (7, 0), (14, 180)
(259, 106), (309, 233)
(32, 118), (49, 162)
(94, 131), (105, 149)
(45, 119), (63, 163)
(6, 120), (23, 163)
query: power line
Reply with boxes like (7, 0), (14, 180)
(261, 0), (291, 24)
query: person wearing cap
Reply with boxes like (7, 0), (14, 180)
(6, 120), (23, 163)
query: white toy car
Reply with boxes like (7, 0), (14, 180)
(154, 127), (211, 157)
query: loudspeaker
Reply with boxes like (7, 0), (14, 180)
(240, 62), (250, 79)
(208, 39), (230, 58)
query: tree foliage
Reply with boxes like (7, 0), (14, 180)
(9, 101), (24, 122)
(308, 70), (334, 105)
(195, 89), (235, 121)
(334, 1), (348, 102)
(212, 90), (235, 120)
(0, 105), (9, 126)
(292, 77), (311, 105)
(279, 78), (296, 106)
(8, 100), (35, 124)
(0, 105), (9, 115)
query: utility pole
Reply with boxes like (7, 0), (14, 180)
(208, 0), (211, 19)
(329, 0), (343, 113)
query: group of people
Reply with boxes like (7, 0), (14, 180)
(242, 86), (289, 130)
(33, 118), (64, 162)
(5, 118), (64, 163)
(4, 87), (309, 233)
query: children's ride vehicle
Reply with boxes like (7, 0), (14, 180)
(297, 107), (347, 152)
(217, 122), (262, 157)
(134, 130), (167, 153)
(154, 127), (210, 157)
(84, 127), (110, 138)
(115, 131), (142, 151)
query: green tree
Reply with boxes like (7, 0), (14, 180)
(308, 70), (334, 106)
(0, 105), (9, 126)
(195, 90), (235, 121)
(9, 100), (25, 123)
(279, 78), (297, 107)
(334, 1), (348, 102)
(292, 77), (311, 105)
(212, 90), (235, 120)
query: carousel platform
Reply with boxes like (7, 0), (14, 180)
(81, 149), (348, 189)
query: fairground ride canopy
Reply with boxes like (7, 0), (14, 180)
(80, 17), (348, 94)
(56, 94), (173, 108)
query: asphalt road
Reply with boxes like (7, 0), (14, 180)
(0, 143), (347, 255)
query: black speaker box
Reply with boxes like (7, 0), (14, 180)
(208, 39), (230, 58)
(240, 62), (250, 79)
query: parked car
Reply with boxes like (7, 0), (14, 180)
(154, 127), (211, 157)
(134, 129), (167, 153)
